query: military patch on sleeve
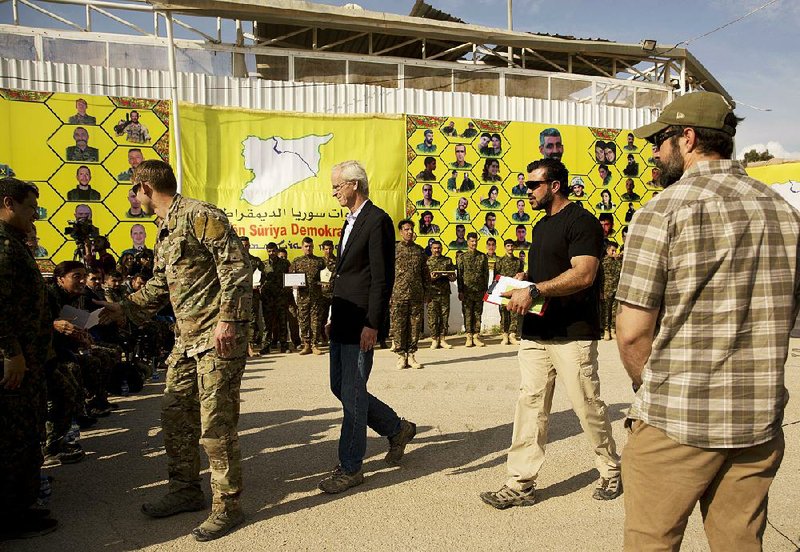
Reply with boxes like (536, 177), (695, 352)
(194, 212), (227, 241)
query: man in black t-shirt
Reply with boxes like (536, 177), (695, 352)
(480, 158), (621, 510)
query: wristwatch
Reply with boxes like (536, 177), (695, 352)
(528, 283), (541, 300)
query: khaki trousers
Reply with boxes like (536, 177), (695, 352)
(623, 421), (784, 552)
(505, 339), (620, 490)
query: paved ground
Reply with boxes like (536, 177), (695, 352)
(15, 337), (800, 551)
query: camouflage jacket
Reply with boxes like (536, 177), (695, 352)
(392, 241), (429, 302)
(290, 254), (325, 298)
(261, 256), (290, 295)
(320, 254), (337, 298)
(125, 122), (151, 143)
(123, 194), (251, 357)
(0, 221), (51, 366)
(456, 249), (489, 294)
(66, 146), (99, 162)
(426, 255), (455, 297)
(495, 254), (523, 278)
(602, 256), (622, 299)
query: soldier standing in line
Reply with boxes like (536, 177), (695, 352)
(495, 238), (525, 345)
(0, 178), (57, 539)
(260, 242), (291, 354)
(278, 248), (301, 350)
(290, 237), (326, 355)
(391, 219), (429, 369)
(240, 236), (266, 357)
(317, 239), (337, 344)
(600, 240), (621, 341)
(426, 239), (456, 349)
(457, 232), (489, 347)
(98, 160), (251, 541)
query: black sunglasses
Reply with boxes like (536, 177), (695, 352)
(651, 129), (681, 149)
(525, 180), (553, 190)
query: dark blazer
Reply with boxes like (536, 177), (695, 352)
(330, 200), (395, 344)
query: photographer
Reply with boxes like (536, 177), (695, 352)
(64, 205), (101, 263)
(84, 236), (115, 275)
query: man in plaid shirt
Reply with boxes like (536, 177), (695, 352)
(616, 92), (800, 551)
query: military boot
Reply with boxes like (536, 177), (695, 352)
(464, 334), (474, 347)
(500, 332), (509, 345)
(439, 336), (453, 349)
(473, 334), (485, 347)
(430, 338), (440, 350)
(298, 343), (312, 355)
(141, 488), (206, 519)
(191, 507), (245, 542)
(312, 345), (324, 355)
(509, 333), (520, 345)
(407, 354), (423, 369)
(396, 353), (408, 369)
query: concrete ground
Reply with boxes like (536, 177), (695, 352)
(16, 338), (800, 552)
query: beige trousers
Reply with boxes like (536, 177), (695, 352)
(505, 339), (620, 490)
(623, 421), (784, 552)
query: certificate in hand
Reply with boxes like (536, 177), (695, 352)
(284, 273), (307, 287)
(483, 275), (547, 316)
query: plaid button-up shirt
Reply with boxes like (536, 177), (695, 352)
(617, 160), (800, 448)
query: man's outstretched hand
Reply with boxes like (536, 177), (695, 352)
(95, 300), (126, 326)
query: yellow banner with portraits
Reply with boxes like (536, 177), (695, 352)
(179, 104), (406, 254)
(0, 89), (169, 270)
(405, 115), (660, 255)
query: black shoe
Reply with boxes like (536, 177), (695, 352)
(76, 415), (97, 429)
(385, 419), (416, 466)
(480, 485), (536, 509)
(0, 516), (58, 540)
(592, 475), (623, 500)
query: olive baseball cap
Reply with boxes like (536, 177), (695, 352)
(633, 92), (736, 142)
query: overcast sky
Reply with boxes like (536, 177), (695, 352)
(316, 0), (800, 160)
(4, 0), (798, 159)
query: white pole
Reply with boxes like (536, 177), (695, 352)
(165, 11), (184, 192)
(507, 0), (513, 67)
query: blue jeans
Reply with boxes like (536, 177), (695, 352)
(329, 341), (401, 473)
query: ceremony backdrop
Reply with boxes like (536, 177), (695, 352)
(0, 89), (169, 269)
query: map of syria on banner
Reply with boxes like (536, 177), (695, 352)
(180, 104), (405, 256)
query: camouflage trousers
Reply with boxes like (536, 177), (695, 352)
(287, 293), (301, 346)
(461, 291), (484, 334)
(427, 295), (450, 338)
(297, 294), (322, 346)
(0, 363), (46, 515)
(163, 337), (246, 512)
(44, 358), (86, 453)
(601, 295), (617, 332)
(249, 288), (265, 347)
(261, 291), (288, 345)
(499, 306), (520, 335)
(391, 299), (424, 354)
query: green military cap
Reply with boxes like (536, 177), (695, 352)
(633, 92), (736, 142)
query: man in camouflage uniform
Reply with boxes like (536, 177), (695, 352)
(65, 127), (99, 162)
(122, 110), (151, 143)
(240, 236), (265, 356)
(99, 160), (251, 542)
(495, 239), (525, 345)
(317, 239), (336, 344)
(289, 237), (325, 355)
(457, 232), (489, 347)
(426, 240), (456, 349)
(0, 178), (57, 539)
(260, 242), (291, 353)
(68, 98), (96, 125)
(390, 219), (429, 369)
(279, 247), (301, 350)
(601, 240), (621, 341)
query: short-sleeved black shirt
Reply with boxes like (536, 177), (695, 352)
(521, 201), (603, 340)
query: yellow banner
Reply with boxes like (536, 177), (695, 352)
(0, 89), (169, 269)
(180, 104), (405, 255)
(405, 115), (659, 254)
(747, 161), (800, 212)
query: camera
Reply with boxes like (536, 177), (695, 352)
(64, 219), (99, 246)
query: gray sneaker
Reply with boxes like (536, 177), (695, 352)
(318, 467), (364, 494)
(191, 508), (245, 542)
(480, 485), (536, 509)
(592, 474), (623, 500)
(384, 419), (417, 466)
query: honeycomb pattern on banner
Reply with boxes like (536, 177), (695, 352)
(0, 90), (170, 268)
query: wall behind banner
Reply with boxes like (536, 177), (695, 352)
(405, 115), (662, 256)
(179, 104), (406, 255)
(0, 89), (169, 270)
